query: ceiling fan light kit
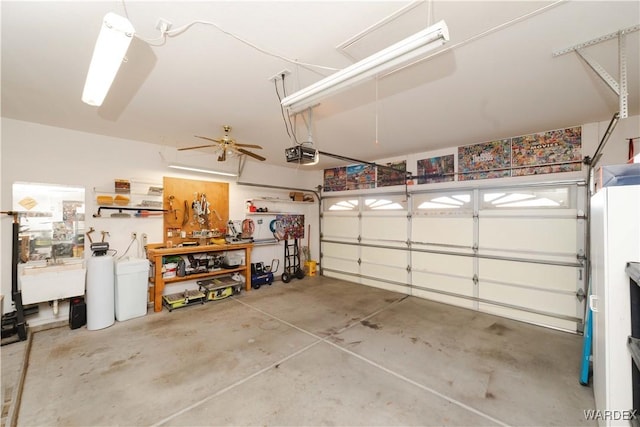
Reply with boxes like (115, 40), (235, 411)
(82, 13), (135, 107)
(281, 20), (449, 113)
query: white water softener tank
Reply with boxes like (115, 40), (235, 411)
(86, 255), (115, 330)
(114, 258), (148, 321)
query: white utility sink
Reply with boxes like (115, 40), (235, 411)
(19, 260), (86, 305)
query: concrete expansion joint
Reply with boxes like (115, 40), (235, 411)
(150, 294), (509, 427)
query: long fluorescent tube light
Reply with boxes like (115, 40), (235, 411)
(82, 13), (135, 106)
(168, 163), (238, 177)
(281, 20), (449, 113)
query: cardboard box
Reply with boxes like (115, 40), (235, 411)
(114, 179), (130, 194)
(290, 191), (304, 202)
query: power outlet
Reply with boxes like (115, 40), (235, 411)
(155, 18), (172, 34)
(269, 69), (292, 82)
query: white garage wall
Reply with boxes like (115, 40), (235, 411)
(0, 118), (320, 324)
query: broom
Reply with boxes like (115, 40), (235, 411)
(302, 224), (311, 263)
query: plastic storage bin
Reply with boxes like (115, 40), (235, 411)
(114, 258), (149, 321)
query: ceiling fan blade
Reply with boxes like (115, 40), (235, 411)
(238, 148), (266, 161)
(194, 135), (223, 143)
(178, 144), (218, 151)
(235, 143), (263, 149)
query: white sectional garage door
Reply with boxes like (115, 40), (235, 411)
(321, 182), (587, 332)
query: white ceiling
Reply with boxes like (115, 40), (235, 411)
(2, 1), (639, 170)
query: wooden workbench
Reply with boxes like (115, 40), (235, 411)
(146, 242), (253, 312)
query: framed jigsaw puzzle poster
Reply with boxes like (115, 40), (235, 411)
(416, 154), (455, 184)
(377, 161), (407, 187)
(458, 139), (511, 181)
(346, 164), (376, 190)
(323, 167), (347, 192)
(511, 126), (582, 176)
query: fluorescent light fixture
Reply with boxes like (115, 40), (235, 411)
(168, 163), (238, 177)
(82, 13), (135, 106)
(281, 20), (449, 113)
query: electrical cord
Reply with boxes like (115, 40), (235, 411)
(274, 78), (293, 140)
(273, 73), (303, 146)
(282, 74), (300, 145)
(135, 19), (339, 73)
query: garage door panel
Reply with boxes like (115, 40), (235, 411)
(479, 282), (576, 318)
(362, 216), (407, 242)
(361, 277), (409, 294)
(478, 303), (577, 331)
(321, 242), (358, 273)
(412, 271), (473, 297)
(412, 217), (474, 247)
(323, 215), (359, 240)
(412, 252), (474, 276)
(324, 270), (359, 284)
(412, 288), (475, 309)
(361, 263), (407, 283)
(479, 217), (576, 254)
(479, 259), (577, 292)
(361, 247), (406, 267)
(323, 257), (358, 273)
(360, 247), (407, 283)
(322, 242), (358, 258)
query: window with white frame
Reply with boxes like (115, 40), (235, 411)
(414, 192), (473, 211)
(324, 196), (407, 211)
(362, 196), (407, 211)
(480, 186), (572, 209)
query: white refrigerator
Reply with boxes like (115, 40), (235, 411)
(590, 184), (640, 425)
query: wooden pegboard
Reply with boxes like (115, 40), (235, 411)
(163, 177), (229, 245)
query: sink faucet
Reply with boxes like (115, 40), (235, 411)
(47, 246), (63, 265)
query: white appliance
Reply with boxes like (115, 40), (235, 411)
(590, 184), (640, 425)
(86, 255), (115, 330)
(114, 258), (148, 321)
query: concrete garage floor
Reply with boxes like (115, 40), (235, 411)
(8, 276), (594, 426)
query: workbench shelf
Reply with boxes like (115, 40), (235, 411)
(146, 242), (253, 312)
(162, 266), (246, 284)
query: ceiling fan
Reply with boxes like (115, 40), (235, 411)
(178, 125), (266, 162)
